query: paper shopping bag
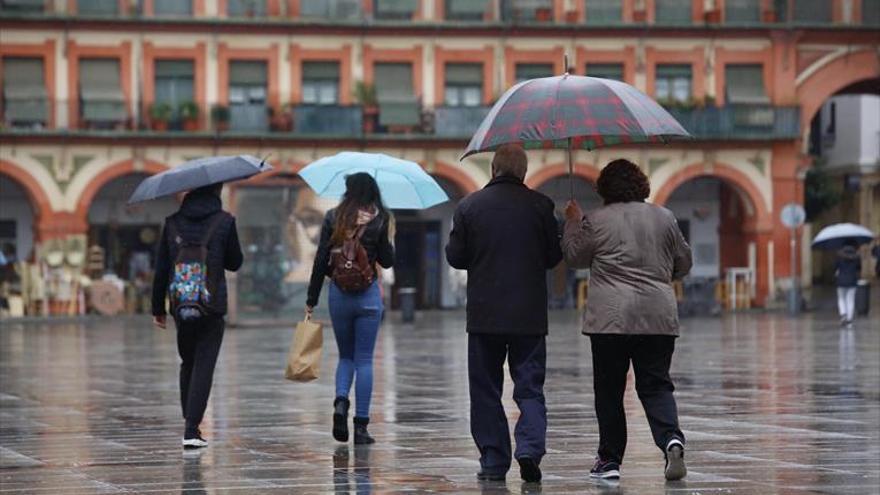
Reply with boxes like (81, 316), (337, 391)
(285, 316), (323, 382)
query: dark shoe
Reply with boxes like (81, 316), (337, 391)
(517, 457), (542, 483)
(333, 397), (350, 442)
(476, 470), (506, 481)
(182, 428), (208, 449)
(353, 416), (375, 445)
(589, 457), (620, 480)
(664, 439), (687, 481)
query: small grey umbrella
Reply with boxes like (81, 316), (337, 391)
(128, 155), (273, 204)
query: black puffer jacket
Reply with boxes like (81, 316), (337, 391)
(151, 190), (243, 317)
(835, 246), (862, 288)
(307, 207), (394, 307)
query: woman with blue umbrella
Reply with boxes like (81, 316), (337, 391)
(301, 152), (448, 445)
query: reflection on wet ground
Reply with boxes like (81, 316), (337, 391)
(0, 311), (878, 494)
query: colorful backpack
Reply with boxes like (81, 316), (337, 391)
(167, 214), (224, 321)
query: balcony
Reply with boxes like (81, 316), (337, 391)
(433, 106), (491, 138)
(664, 104), (801, 140)
(293, 105), (362, 135)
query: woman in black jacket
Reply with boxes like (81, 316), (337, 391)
(306, 173), (394, 444)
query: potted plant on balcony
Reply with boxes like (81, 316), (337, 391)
(149, 102), (172, 131)
(179, 101), (200, 131)
(211, 104), (230, 132)
(269, 104), (293, 132)
(355, 81), (378, 134)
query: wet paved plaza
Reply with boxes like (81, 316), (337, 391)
(0, 310), (878, 494)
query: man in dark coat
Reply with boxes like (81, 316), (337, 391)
(152, 183), (243, 449)
(446, 144), (562, 483)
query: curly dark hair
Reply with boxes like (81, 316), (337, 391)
(596, 159), (651, 205)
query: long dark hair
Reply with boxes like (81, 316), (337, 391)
(331, 172), (386, 244)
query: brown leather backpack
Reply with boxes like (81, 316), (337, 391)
(330, 225), (375, 293)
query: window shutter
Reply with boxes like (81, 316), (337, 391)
(2, 57), (45, 94)
(585, 0), (623, 23)
(154, 0), (193, 15)
(515, 63), (554, 82)
(375, 63), (414, 101)
(155, 60), (194, 78)
(724, 0), (760, 23)
(725, 65), (769, 104)
(655, 0), (692, 24)
(585, 63), (624, 81)
(79, 58), (124, 99)
(656, 64), (692, 79)
(227, 0), (266, 16)
(303, 61), (340, 81)
(445, 63), (483, 85)
(77, 0), (119, 15)
(229, 61), (267, 86)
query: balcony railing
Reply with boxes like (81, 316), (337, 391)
(0, 99), (801, 141)
(664, 104), (801, 140)
(1, 1), (874, 26)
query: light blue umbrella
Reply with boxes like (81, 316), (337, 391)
(299, 152), (449, 209)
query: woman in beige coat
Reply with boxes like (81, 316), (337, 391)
(562, 159), (692, 482)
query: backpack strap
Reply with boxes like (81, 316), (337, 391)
(201, 213), (226, 245)
(166, 216), (181, 245)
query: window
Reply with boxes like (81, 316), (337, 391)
(502, 0), (554, 22)
(725, 0), (760, 23)
(863, 0), (879, 25)
(77, 0), (118, 15)
(300, 0), (361, 19)
(154, 0), (192, 16)
(585, 0), (622, 24)
(445, 0), (488, 21)
(655, 64), (692, 103)
(772, 0), (787, 21)
(227, 0), (266, 17)
(229, 60), (268, 131)
(374, 62), (419, 127)
(792, 0), (831, 23)
(302, 62), (340, 105)
(0, 0), (45, 14)
(725, 65), (768, 104)
(154, 60), (194, 114)
(515, 63), (554, 83)
(444, 63), (483, 107)
(655, 0), (692, 24)
(374, 0), (417, 20)
(2, 57), (48, 127)
(585, 63), (624, 81)
(79, 58), (126, 127)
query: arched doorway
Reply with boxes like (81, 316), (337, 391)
(537, 175), (601, 309)
(0, 175), (36, 262)
(232, 173), (330, 320)
(87, 173), (177, 286)
(392, 176), (466, 309)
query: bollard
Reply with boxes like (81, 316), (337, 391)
(398, 287), (417, 323)
(855, 280), (870, 316)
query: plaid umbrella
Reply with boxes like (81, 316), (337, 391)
(461, 74), (691, 195)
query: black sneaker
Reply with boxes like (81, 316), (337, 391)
(589, 457), (620, 480)
(182, 429), (208, 449)
(664, 439), (687, 481)
(517, 457), (542, 483)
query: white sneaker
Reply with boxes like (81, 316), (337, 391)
(182, 435), (208, 449)
(664, 439), (687, 481)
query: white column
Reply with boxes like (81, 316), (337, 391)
(55, 35), (68, 128)
(423, 42), (435, 107)
(279, 42), (291, 104)
(206, 38), (219, 105)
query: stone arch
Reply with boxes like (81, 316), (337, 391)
(653, 163), (772, 232)
(431, 161), (481, 195)
(796, 48), (880, 131)
(74, 159), (169, 226)
(525, 163), (600, 189)
(0, 160), (51, 223)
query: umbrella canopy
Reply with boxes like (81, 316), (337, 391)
(462, 75), (691, 158)
(299, 152), (449, 210)
(128, 155), (272, 204)
(812, 223), (875, 250)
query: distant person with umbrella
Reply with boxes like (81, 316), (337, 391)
(563, 159), (692, 482)
(305, 173), (395, 445)
(872, 241), (880, 279)
(134, 155), (269, 449)
(835, 240), (862, 327)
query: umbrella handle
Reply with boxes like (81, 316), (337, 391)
(567, 139), (574, 201)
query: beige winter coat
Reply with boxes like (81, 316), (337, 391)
(562, 201), (693, 336)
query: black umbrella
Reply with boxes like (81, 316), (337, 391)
(128, 155), (272, 204)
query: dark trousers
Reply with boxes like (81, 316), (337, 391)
(177, 315), (225, 432)
(468, 333), (547, 474)
(590, 334), (684, 464)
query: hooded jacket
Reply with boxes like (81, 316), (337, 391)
(835, 246), (862, 288)
(151, 190), (243, 317)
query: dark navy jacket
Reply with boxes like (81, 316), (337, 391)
(835, 246), (862, 288)
(446, 176), (563, 335)
(151, 191), (243, 316)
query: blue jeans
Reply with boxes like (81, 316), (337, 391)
(328, 281), (383, 418)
